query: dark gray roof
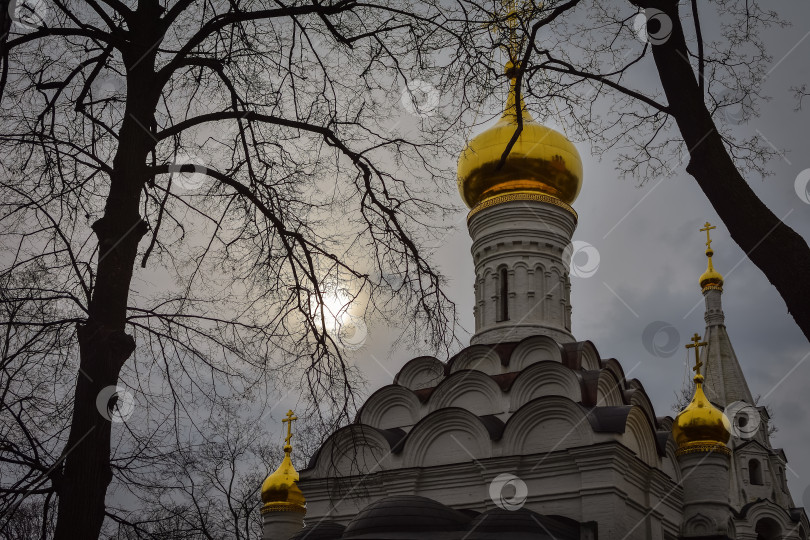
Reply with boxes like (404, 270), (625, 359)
(290, 520), (346, 540)
(467, 508), (581, 539)
(311, 495), (591, 539)
(343, 495), (470, 536)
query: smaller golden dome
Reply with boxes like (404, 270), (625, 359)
(672, 374), (731, 455)
(699, 248), (724, 290)
(698, 223), (724, 290)
(261, 410), (306, 514)
(261, 445), (305, 510)
(457, 63), (583, 209)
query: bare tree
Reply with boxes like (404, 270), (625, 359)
(0, 500), (55, 539)
(0, 1), (460, 538)
(102, 410), (333, 539)
(447, 0), (810, 343)
(106, 410), (271, 539)
(5, 1), (806, 538)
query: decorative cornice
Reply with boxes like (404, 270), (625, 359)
(702, 284), (723, 293)
(260, 502), (306, 515)
(467, 192), (578, 221)
(676, 441), (731, 457)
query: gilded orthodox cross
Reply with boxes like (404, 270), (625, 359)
(700, 221), (716, 250)
(282, 410), (298, 446)
(493, 0), (535, 61)
(685, 333), (708, 376)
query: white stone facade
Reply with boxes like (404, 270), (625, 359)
(274, 200), (809, 540)
(295, 326), (808, 539)
(299, 335), (684, 540)
(468, 198), (576, 345)
(678, 450), (733, 538)
(262, 509), (304, 540)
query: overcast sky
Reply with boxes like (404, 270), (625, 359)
(273, 0), (810, 509)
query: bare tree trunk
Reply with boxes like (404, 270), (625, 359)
(645, 0), (810, 343)
(1, 0), (11, 98)
(52, 5), (160, 536)
(53, 118), (150, 540)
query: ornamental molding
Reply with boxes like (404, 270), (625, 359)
(676, 441), (732, 457)
(702, 284), (723, 293)
(261, 502), (306, 515)
(467, 192), (578, 221)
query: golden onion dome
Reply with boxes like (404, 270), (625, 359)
(261, 444), (306, 512)
(262, 411), (306, 514)
(457, 62), (583, 209)
(672, 374), (731, 455)
(699, 248), (724, 290)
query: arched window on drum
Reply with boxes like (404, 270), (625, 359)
(497, 266), (509, 322)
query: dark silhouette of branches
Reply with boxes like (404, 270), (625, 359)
(0, 1), (461, 538)
(3, 1), (808, 538)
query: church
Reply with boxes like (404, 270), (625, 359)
(255, 23), (810, 540)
